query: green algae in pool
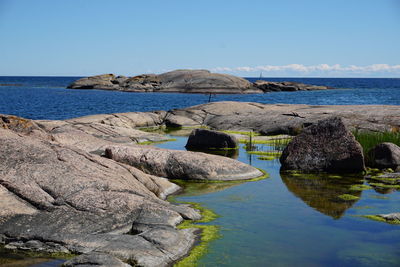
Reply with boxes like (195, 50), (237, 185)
(0, 246), (67, 267)
(156, 135), (400, 267)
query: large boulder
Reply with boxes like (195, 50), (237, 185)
(186, 128), (238, 150)
(280, 117), (365, 173)
(368, 142), (400, 169)
(105, 145), (263, 181)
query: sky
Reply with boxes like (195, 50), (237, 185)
(0, 0), (399, 77)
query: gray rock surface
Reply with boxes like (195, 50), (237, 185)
(378, 212), (400, 221)
(279, 117), (365, 173)
(368, 142), (400, 169)
(254, 80), (332, 92)
(67, 70), (334, 94)
(165, 101), (400, 134)
(68, 69), (260, 94)
(105, 145), (263, 181)
(63, 252), (131, 267)
(67, 74), (118, 90)
(186, 128), (238, 150)
(0, 117), (201, 266)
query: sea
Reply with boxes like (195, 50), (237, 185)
(0, 77), (399, 120)
(0, 77), (399, 267)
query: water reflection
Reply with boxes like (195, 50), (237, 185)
(281, 172), (364, 219)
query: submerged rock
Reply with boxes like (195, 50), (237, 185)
(280, 117), (365, 173)
(105, 145), (262, 181)
(185, 128), (238, 150)
(368, 142), (400, 170)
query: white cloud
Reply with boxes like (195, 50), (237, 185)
(212, 64), (400, 76)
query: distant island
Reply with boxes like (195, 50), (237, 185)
(67, 69), (333, 94)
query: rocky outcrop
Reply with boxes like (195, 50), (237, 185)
(185, 128), (238, 150)
(105, 145), (263, 181)
(279, 117), (365, 173)
(67, 70), (334, 94)
(164, 101), (400, 134)
(0, 125), (202, 266)
(67, 74), (119, 90)
(368, 142), (400, 169)
(68, 69), (261, 94)
(253, 80), (332, 92)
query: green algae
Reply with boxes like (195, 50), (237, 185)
(167, 198), (220, 267)
(137, 138), (177, 145)
(221, 130), (260, 136)
(361, 215), (400, 225)
(246, 151), (282, 157)
(349, 184), (372, 191)
(0, 246), (75, 266)
(338, 194), (360, 201)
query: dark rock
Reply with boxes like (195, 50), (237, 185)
(280, 117), (365, 173)
(254, 80), (332, 92)
(105, 145), (263, 181)
(368, 142), (400, 169)
(186, 128), (238, 150)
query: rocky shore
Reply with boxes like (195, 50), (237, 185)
(1, 101), (400, 266)
(67, 69), (333, 94)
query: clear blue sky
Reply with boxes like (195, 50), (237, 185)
(0, 0), (399, 77)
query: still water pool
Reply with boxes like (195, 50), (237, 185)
(157, 135), (400, 267)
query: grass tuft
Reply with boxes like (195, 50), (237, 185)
(353, 130), (400, 163)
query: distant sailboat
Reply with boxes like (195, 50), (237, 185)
(259, 72), (263, 79)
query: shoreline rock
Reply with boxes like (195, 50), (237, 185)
(67, 69), (332, 94)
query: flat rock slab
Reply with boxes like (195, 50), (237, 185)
(105, 145), (263, 181)
(166, 101), (400, 134)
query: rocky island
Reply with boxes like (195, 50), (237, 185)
(67, 69), (333, 94)
(1, 101), (400, 266)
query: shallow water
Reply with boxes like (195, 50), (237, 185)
(157, 135), (400, 267)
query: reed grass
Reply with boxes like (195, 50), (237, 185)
(353, 130), (400, 162)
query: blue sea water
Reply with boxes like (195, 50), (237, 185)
(1, 76), (400, 266)
(0, 77), (399, 120)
